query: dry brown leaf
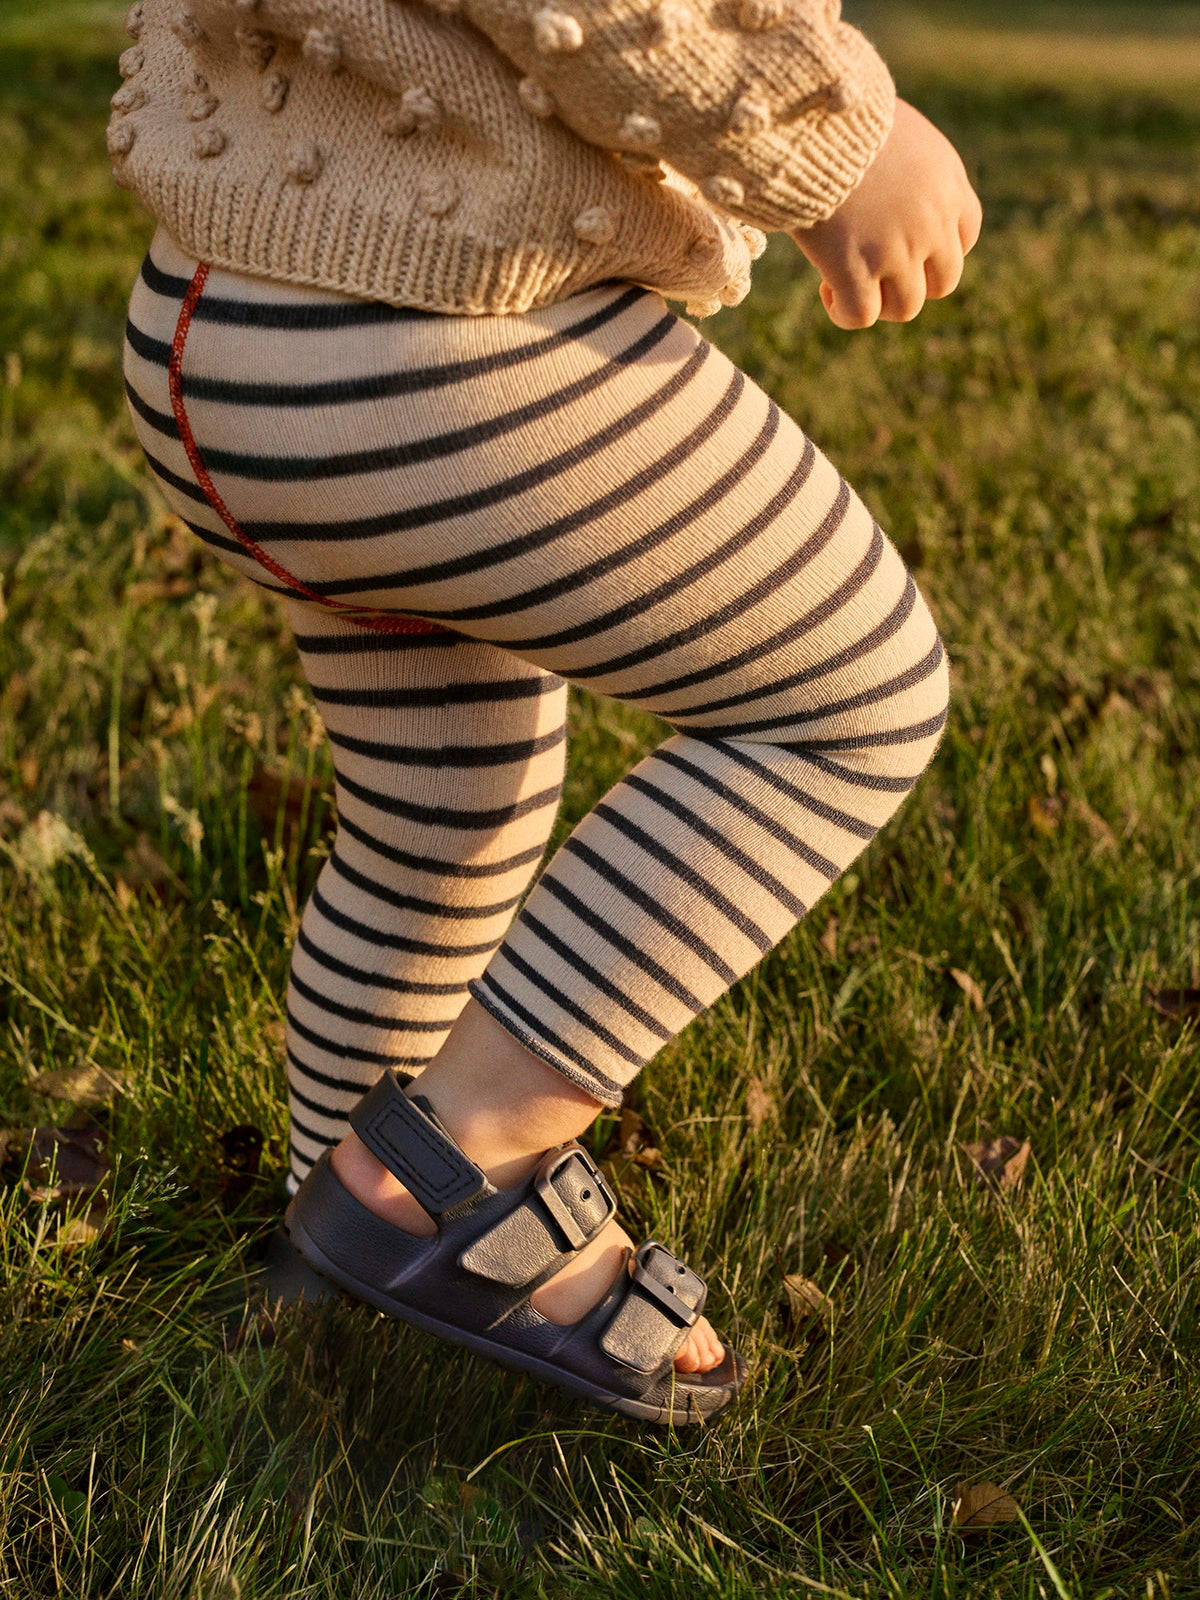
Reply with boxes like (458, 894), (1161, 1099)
(781, 1273), (835, 1327)
(458, 1481), (484, 1511)
(223, 1306), (278, 1354)
(964, 1135), (1031, 1193)
(1067, 796), (1116, 850)
(901, 535), (924, 570)
(821, 1237), (854, 1272)
(122, 833), (174, 892)
(9, 1121), (109, 1203)
(608, 1107), (666, 1175)
(125, 576), (194, 606)
(934, 797), (959, 828)
(819, 914), (839, 960)
(216, 1124), (264, 1207)
(952, 1480), (1020, 1531)
(1145, 987), (1200, 1021)
(219, 1125), (263, 1172)
(57, 1204), (108, 1252)
(949, 968), (985, 1012)
(745, 1077), (775, 1132)
(247, 767), (332, 842)
(428, 1570), (471, 1599)
(1027, 794), (1063, 835)
(618, 1106), (649, 1154)
(2, 671), (29, 713)
(31, 1062), (125, 1107)
(142, 513), (197, 574)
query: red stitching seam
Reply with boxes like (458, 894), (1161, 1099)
(168, 261), (447, 637)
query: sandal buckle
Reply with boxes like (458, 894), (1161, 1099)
(630, 1243), (702, 1330)
(535, 1147), (616, 1251)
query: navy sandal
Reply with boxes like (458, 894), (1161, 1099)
(284, 1070), (746, 1425)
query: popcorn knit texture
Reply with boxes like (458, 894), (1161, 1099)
(109, 0), (894, 314)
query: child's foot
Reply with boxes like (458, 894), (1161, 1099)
(331, 1128), (726, 1374)
(288, 1057), (746, 1425)
(294, 999), (732, 1386)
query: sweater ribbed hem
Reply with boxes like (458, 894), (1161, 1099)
(126, 149), (756, 317)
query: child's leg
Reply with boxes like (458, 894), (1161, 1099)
(126, 239), (946, 1379)
(281, 602), (566, 1191)
(331, 518), (945, 1372)
(471, 598), (944, 1101)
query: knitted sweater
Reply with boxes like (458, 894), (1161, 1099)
(109, 0), (894, 315)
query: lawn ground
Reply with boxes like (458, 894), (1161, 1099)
(1, 2), (1199, 1595)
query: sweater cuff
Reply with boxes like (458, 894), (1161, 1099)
(731, 35), (896, 232)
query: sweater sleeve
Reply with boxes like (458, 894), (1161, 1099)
(458, 0), (895, 231)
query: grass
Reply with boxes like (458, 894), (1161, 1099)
(2, 1), (1200, 1594)
(852, 1), (1200, 100)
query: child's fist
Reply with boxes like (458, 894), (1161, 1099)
(790, 99), (982, 330)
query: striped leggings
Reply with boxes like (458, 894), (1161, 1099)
(125, 229), (949, 1192)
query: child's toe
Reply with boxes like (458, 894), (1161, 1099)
(672, 1314), (725, 1374)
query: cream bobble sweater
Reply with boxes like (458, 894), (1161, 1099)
(109, 0), (894, 315)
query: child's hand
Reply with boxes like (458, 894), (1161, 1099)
(790, 99), (982, 330)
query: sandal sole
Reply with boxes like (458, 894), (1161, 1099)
(285, 1204), (741, 1426)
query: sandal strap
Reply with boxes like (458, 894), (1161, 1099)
(599, 1241), (707, 1376)
(350, 1069), (495, 1218)
(459, 1145), (617, 1288)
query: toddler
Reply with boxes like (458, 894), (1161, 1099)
(112, 0), (980, 1422)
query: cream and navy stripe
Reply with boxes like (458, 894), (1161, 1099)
(125, 228), (949, 1190)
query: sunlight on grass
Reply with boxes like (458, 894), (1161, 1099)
(0, 2), (126, 49)
(874, 17), (1200, 102)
